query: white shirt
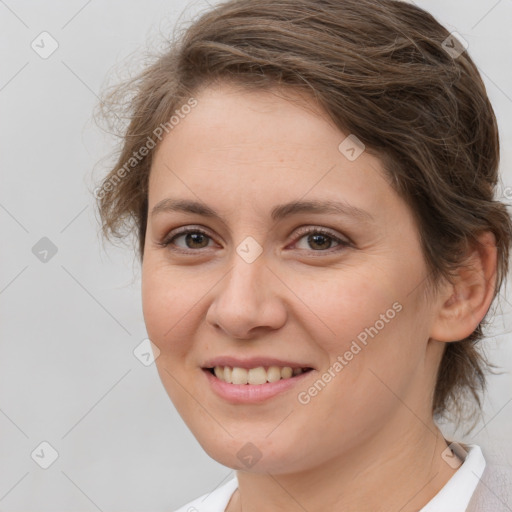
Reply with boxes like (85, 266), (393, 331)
(175, 444), (511, 512)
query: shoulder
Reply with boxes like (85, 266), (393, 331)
(467, 460), (512, 512)
(174, 476), (238, 512)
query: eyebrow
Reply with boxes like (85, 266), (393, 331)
(151, 198), (374, 223)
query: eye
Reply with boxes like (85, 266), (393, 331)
(160, 227), (215, 251)
(292, 227), (350, 252)
(158, 225), (351, 254)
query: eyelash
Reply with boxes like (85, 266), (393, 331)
(158, 226), (351, 254)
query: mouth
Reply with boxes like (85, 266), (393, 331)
(204, 365), (314, 385)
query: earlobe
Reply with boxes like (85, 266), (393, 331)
(430, 231), (497, 343)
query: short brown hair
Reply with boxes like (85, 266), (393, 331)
(95, 0), (512, 422)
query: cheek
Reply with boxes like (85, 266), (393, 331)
(287, 262), (408, 354)
(141, 260), (200, 360)
(289, 259), (428, 405)
(141, 263), (206, 416)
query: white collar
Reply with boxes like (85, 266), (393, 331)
(420, 443), (486, 512)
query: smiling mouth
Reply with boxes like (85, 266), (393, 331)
(205, 366), (314, 385)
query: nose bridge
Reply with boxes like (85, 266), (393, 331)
(207, 242), (286, 337)
(222, 230), (268, 298)
(223, 246), (268, 308)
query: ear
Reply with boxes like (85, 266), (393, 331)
(430, 231), (498, 342)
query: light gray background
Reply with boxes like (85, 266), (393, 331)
(0, 0), (511, 510)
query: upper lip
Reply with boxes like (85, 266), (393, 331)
(202, 356), (314, 370)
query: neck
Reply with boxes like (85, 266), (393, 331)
(227, 419), (457, 512)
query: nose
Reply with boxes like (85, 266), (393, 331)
(205, 252), (287, 340)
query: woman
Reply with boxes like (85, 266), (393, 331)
(96, 0), (512, 510)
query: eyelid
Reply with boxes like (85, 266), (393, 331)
(160, 225), (218, 249)
(291, 225), (352, 247)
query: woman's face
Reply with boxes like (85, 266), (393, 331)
(142, 83), (445, 473)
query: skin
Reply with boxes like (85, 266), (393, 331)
(141, 82), (497, 511)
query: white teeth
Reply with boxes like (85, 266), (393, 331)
(281, 367), (293, 379)
(248, 367), (268, 385)
(211, 365), (308, 385)
(267, 366), (282, 383)
(232, 367), (248, 385)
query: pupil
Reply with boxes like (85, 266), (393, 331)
(309, 234), (331, 250)
(187, 232), (208, 248)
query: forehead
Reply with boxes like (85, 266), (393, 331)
(148, 83), (402, 223)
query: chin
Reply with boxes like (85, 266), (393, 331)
(192, 429), (312, 474)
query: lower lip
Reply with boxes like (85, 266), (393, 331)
(203, 368), (314, 404)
